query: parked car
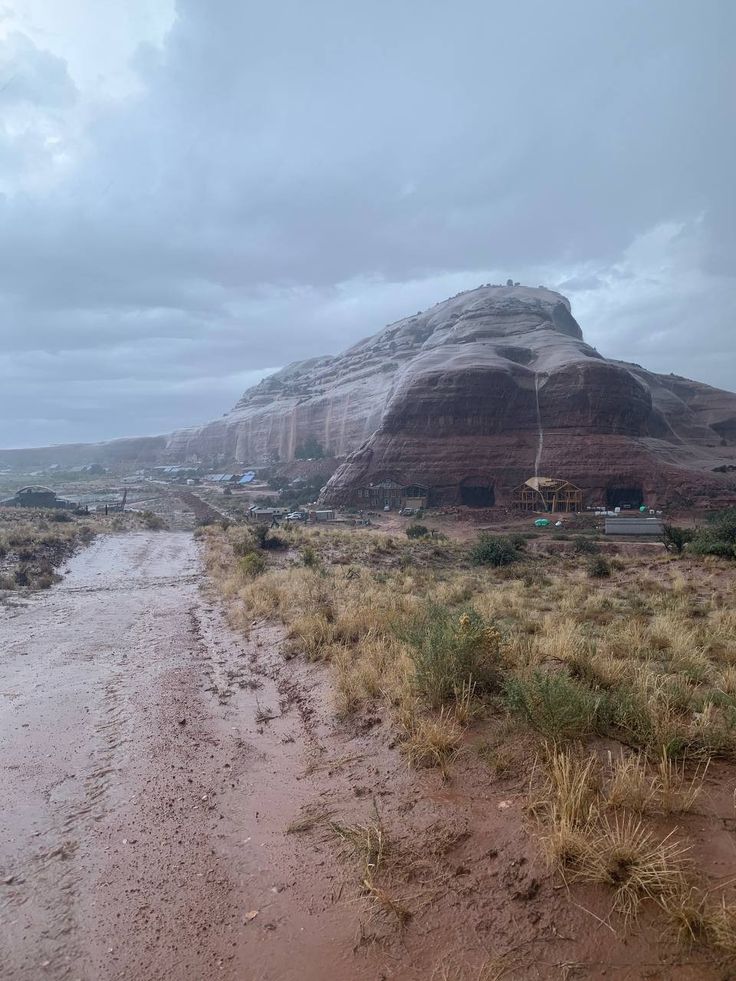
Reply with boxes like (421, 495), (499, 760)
(286, 511), (308, 521)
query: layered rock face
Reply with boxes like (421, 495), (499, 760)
(2, 284), (735, 508)
(318, 286), (736, 507)
(167, 283), (736, 506)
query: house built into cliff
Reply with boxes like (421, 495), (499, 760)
(513, 477), (583, 513)
(356, 480), (429, 510)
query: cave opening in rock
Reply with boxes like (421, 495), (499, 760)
(606, 486), (644, 509)
(460, 480), (495, 507)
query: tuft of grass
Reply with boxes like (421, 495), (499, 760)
(578, 815), (690, 920)
(286, 803), (333, 834)
(329, 807), (409, 925)
(402, 708), (464, 777)
(607, 751), (707, 814)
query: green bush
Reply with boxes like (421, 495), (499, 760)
(661, 524), (694, 554)
(399, 603), (501, 706)
(588, 556), (612, 578)
(688, 509), (736, 560)
(239, 552), (266, 577)
(504, 670), (601, 741)
(573, 535), (599, 555)
(406, 523), (429, 539)
(470, 534), (519, 567)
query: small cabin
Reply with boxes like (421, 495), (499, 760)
(2, 485), (75, 510)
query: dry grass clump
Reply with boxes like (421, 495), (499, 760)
(330, 808), (410, 925)
(533, 747), (691, 922)
(661, 885), (736, 955)
(578, 815), (690, 920)
(401, 708), (464, 777)
(606, 750), (707, 814)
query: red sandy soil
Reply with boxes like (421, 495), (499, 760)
(1, 530), (733, 980)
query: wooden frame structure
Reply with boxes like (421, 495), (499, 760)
(356, 481), (429, 509)
(513, 476), (583, 513)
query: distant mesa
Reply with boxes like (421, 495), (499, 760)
(1, 284), (735, 509)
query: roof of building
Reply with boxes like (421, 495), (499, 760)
(17, 485), (56, 495)
(520, 477), (580, 491)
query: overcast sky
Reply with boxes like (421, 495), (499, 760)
(0, 0), (734, 448)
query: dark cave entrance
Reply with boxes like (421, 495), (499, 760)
(460, 481), (495, 507)
(606, 486), (644, 509)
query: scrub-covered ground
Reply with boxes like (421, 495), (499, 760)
(200, 516), (736, 977)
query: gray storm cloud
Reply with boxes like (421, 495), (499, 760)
(0, 0), (734, 447)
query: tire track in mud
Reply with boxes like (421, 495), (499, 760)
(0, 532), (393, 981)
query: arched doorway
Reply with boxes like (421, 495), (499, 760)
(460, 477), (495, 507)
(606, 485), (643, 509)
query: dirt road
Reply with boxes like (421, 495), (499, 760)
(0, 531), (388, 981)
(1, 531), (725, 981)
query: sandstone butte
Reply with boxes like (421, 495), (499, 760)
(2, 285), (736, 509)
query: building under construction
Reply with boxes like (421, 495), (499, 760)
(512, 476), (583, 513)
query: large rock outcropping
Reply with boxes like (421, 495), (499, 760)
(318, 286), (736, 507)
(2, 285), (735, 507)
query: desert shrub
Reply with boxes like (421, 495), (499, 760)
(662, 525), (693, 555)
(302, 544), (318, 567)
(239, 552), (266, 577)
(50, 511), (73, 523)
(400, 604), (501, 706)
(14, 566), (30, 587)
(406, 523), (429, 539)
(508, 533), (528, 551)
(588, 556), (612, 578)
(231, 530), (258, 556)
(253, 524), (287, 550)
(504, 670), (601, 741)
(470, 534), (519, 567)
(573, 535), (599, 555)
(141, 510), (166, 530)
(253, 524), (270, 547)
(689, 510), (736, 560)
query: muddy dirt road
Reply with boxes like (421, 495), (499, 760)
(1, 531), (726, 981)
(0, 532), (391, 981)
